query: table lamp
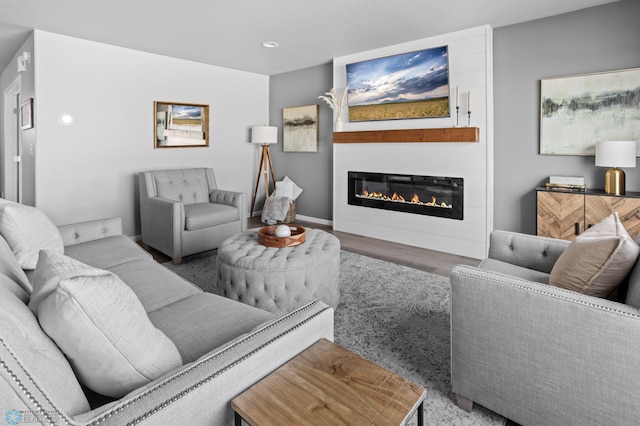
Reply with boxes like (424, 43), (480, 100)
(250, 125), (278, 215)
(595, 140), (637, 195)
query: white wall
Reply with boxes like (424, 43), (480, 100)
(332, 26), (493, 259)
(33, 31), (269, 236)
(0, 33), (36, 205)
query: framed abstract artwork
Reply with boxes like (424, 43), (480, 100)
(346, 45), (450, 122)
(540, 68), (640, 155)
(283, 104), (318, 152)
(154, 101), (209, 148)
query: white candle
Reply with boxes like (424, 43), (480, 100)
(455, 86), (459, 107)
(467, 90), (471, 109)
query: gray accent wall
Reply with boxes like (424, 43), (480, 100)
(269, 64), (334, 221)
(270, 0), (640, 232)
(494, 0), (640, 234)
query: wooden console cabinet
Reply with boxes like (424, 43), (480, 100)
(536, 188), (640, 240)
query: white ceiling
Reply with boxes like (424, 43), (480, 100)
(0, 0), (619, 76)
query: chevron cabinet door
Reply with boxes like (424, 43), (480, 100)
(537, 191), (585, 240)
(585, 195), (640, 239)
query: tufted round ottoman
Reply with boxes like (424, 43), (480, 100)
(215, 228), (341, 314)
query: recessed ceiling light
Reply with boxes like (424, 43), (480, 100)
(261, 41), (279, 48)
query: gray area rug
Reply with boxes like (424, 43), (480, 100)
(166, 250), (505, 425)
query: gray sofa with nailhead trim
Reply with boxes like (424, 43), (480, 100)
(0, 213), (333, 425)
(450, 230), (640, 425)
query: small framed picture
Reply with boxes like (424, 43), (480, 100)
(20, 98), (33, 130)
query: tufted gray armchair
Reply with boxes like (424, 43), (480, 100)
(450, 230), (640, 425)
(139, 168), (246, 264)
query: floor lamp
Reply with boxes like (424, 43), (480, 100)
(250, 125), (278, 215)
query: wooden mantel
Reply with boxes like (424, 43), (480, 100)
(333, 127), (479, 143)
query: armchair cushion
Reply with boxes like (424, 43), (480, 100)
(184, 203), (240, 231)
(550, 213), (640, 298)
(479, 258), (550, 284)
(31, 250), (183, 398)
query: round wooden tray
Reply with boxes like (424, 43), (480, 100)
(258, 225), (306, 248)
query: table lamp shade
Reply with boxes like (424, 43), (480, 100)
(595, 140), (637, 168)
(251, 126), (278, 144)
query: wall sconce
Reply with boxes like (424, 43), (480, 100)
(595, 140), (637, 195)
(58, 113), (74, 126)
(17, 51), (31, 73)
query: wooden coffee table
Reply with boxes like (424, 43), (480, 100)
(232, 339), (425, 425)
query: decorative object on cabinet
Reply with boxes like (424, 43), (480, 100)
(20, 98), (33, 130)
(250, 125), (278, 215)
(545, 175), (586, 191)
(346, 45), (450, 122)
(318, 87), (348, 132)
(595, 140), (637, 195)
(536, 187), (640, 241)
(283, 104), (318, 152)
(540, 67), (640, 155)
(153, 101), (209, 148)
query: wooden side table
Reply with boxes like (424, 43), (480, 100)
(232, 339), (426, 425)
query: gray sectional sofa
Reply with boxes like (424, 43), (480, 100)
(0, 200), (333, 425)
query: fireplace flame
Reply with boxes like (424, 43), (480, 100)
(391, 192), (405, 202)
(356, 190), (452, 209)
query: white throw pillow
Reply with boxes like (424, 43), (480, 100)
(32, 250), (183, 398)
(273, 181), (294, 199)
(0, 204), (64, 269)
(283, 176), (303, 200)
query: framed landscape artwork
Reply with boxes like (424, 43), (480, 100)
(283, 104), (318, 152)
(154, 101), (209, 148)
(540, 68), (640, 155)
(345, 45), (450, 122)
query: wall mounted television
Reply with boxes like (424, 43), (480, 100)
(346, 45), (450, 122)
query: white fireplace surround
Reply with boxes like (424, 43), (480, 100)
(332, 25), (494, 259)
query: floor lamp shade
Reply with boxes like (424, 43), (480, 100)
(595, 140), (637, 195)
(251, 126), (278, 144)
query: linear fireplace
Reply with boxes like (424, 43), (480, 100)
(348, 171), (463, 220)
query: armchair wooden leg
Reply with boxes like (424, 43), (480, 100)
(172, 257), (182, 265)
(456, 395), (473, 412)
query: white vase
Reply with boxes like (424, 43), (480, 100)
(335, 117), (343, 132)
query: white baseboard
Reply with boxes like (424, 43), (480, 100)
(295, 214), (333, 227)
(250, 210), (332, 227)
